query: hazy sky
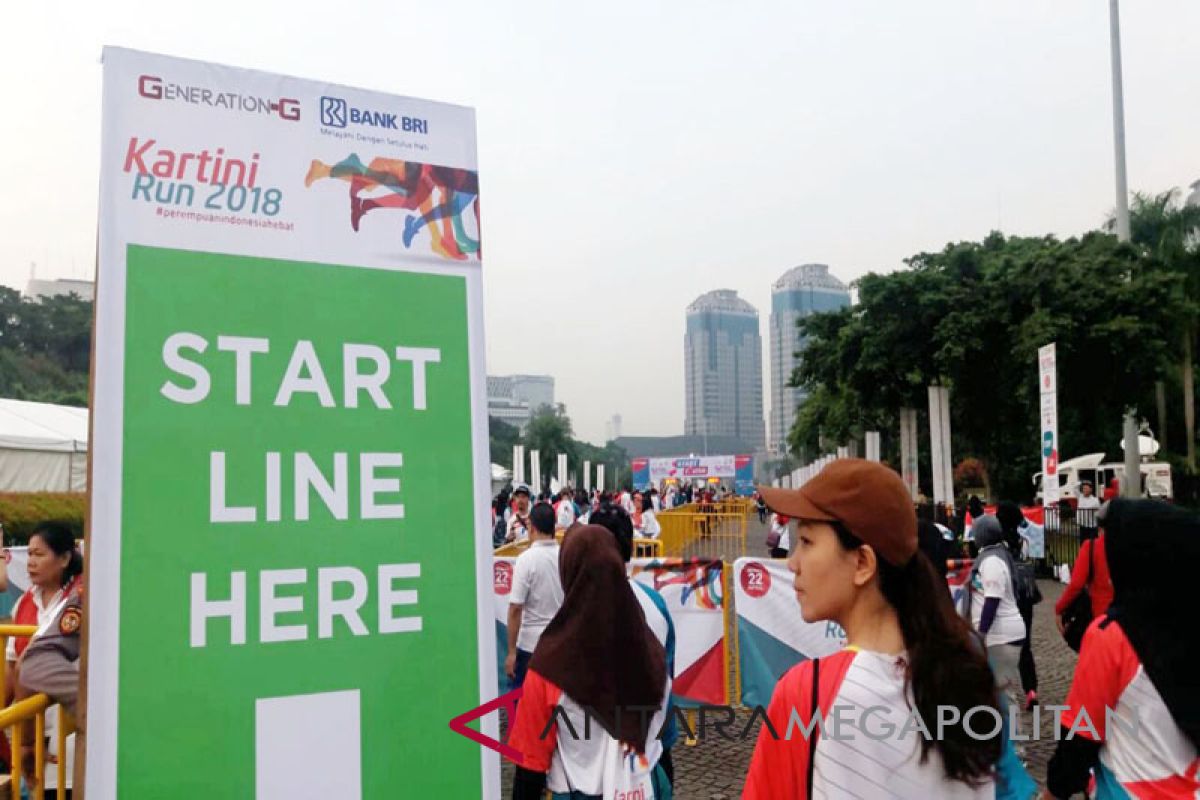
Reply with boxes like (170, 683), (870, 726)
(3, 1), (1197, 444)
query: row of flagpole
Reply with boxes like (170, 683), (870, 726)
(510, 445), (606, 493)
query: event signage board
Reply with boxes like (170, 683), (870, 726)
(493, 556), (728, 707)
(631, 455), (755, 495)
(732, 559), (846, 706)
(1039, 343), (1060, 504)
(91, 48), (495, 798)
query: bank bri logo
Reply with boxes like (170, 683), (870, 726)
(320, 96), (348, 128)
(318, 95), (430, 133)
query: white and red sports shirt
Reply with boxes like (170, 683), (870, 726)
(744, 647), (998, 799)
(1063, 618), (1200, 798)
(508, 668), (671, 797)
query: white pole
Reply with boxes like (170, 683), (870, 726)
(1109, 0), (1141, 497)
(1109, 0), (1131, 242)
(597, 464), (606, 492)
(584, 460), (592, 491)
(928, 386), (947, 506)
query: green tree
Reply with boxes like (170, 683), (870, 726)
(1116, 190), (1200, 470)
(488, 417), (521, 470)
(0, 292), (92, 407)
(523, 404), (576, 492)
(789, 231), (1184, 500)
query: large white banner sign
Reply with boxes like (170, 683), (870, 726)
(93, 48), (493, 798)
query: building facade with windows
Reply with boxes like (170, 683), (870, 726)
(768, 264), (851, 455)
(684, 290), (765, 451)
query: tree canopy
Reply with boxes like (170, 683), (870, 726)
(0, 289), (92, 406)
(490, 404), (630, 493)
(788, 231), (1185, 501)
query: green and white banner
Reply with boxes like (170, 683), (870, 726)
(92, 47), (495, 798)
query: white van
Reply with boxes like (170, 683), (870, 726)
(1033, 452), (1172, 503)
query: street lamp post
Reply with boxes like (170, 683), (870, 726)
(1108, 0), (1142, 498)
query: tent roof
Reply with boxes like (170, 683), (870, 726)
(0, 399), (88, 453)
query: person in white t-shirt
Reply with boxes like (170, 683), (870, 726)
(966, 514), (1027, 719)
(619, 489), (635, 515)
(505, 503), (564, 690)
(1076, 480), (1101, 537)
(768, 513), (791, 558)
(505, 484), (533, 543)
(553, 489), (576, 530)
(633, 493), (661, 539)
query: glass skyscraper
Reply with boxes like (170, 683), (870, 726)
(684, 289), (765, 451)
(768, 264), (851, 456)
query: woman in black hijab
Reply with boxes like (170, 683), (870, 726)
(509, 525), (671, 799)
(1044, 499), (1200, 798)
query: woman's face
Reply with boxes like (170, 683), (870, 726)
(26, 534), (69, 590)
(787, 522), (863, 624)
(634, 495), (644, 512)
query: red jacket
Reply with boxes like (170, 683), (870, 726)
(1055, 535), (1113, 619)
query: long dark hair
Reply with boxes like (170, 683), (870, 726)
(31, 521), (84, 588)
(834, 523), (1001, 784)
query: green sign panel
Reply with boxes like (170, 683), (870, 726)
(93, 49), (495, 797)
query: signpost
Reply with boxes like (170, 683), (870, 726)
(1039, 343), (1060, 505)
(91, 48), (495, 798)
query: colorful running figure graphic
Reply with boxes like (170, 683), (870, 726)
(305, 154), (481, 260)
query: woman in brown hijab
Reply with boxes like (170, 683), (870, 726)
(509, 525), (671, 800)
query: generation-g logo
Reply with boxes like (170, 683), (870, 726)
(318, 95), (428, 134)
(138, 75), (299, 121)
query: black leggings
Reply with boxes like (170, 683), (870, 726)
(1018, 600), (1037, 694)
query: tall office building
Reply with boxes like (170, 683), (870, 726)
(684, 290), (765, 450)
(768, 264), (851, 455)
(486, 374), (555, 432)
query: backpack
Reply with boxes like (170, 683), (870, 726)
(492, 515), (508, 548)
(1012, 560), (1042, 606)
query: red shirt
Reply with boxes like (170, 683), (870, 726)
(1055, 536), (1113, 619)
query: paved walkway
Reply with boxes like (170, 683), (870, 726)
(501, 516), (1081, 798)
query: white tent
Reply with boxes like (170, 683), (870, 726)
(491, 463), (512, 496)
(0, 399), (88, 492)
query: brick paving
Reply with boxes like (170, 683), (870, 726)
(501, 515), (1081, 798)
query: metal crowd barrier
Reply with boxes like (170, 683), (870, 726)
(1042, 505), (1101, 570)
(654, 507), (748, 560)
(0, 625), (72, 800)
(494, 532), (663, 558)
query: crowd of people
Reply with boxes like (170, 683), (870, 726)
(494, 459), (1198, 799)
(491, 480), (747, 549)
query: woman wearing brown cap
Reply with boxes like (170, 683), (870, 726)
(745, 459), (1031, 799)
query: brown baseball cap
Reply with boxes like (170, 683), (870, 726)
(758, 459), (917, 566)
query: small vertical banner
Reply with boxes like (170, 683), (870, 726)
(513, 445), (525, 485)
(1038, 343), (1060, 505)
(530, 450), (541, 493)
(927, 386), (954, 508)
(865, 431), (881, 462)
(583, 460), (592, 491)
(900, 407), (919, 501)
(556, 453), (568, 489)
